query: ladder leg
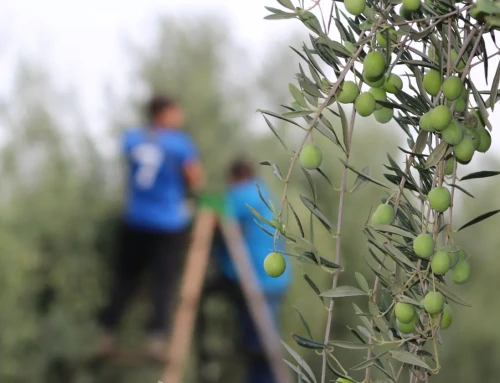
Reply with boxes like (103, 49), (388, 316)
(218, 219), (291, 383)
(161, 209), (217, 383)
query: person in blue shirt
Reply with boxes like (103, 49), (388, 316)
(95, 95), (205, 361)
(199, 158), (292, 383)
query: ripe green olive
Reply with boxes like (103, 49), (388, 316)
(300, 144), (323, 170)
(424, 292), (445, 315)
(413, 233), (434, 259)
(263, 252), (287, 278)
(428, 186), (451, 213)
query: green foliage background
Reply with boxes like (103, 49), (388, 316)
(0, 15), (499, 383)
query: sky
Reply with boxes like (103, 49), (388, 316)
(1, 0), (304, 130)
(1, 0), (499, 162)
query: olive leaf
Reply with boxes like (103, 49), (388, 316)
(320, 286), (368, 298)
(458, 209), (500, 231)
(390, 350), (431, 370)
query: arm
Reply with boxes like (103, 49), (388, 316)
(184, 160), (206, 194)
(179, 134), (206, 194)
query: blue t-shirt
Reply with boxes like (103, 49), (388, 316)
(216, 179), (292, 294)
(122, 127), (198, 232)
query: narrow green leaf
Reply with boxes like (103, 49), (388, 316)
(355, 272), (370, 293)
(264, 116), (288, 150)
(337, 104), (350, 151)
(264, 6), (292, 13)
(447, 183), (474, 198)
(281, 340), (318, 383)
(350, 352), (389, 371)
(301, 251), (342, 269)
(289, 202), (305, 238)
(434, 282), (471, 307)
(356, 326), (373, 339)
(300, 195), (333, 233)
(303, 273), (325, 304)
(377, 99), (418, 115)
(302, 45), (326, 76)
(260, 160), (284, 181)
(350, 165), (371, 193)
(292, 333), (326, 350)
(289, 83), (308, 108)
(269, 199), (278, 216)
(415, 130), (428, 154)
(292, 306), (314, 340)
(458, 209), (500, 231)
(372, 225), (416, 239)
(316, 168), (334, 187)
(283, 110), (315, 118)
(316, 36), (351, 57)
(298, 73), (324, 98)
(396, 295), (422, 307)
(303, 92), (318, 107)
(320, 286), (368, 298)
(460, 170), (500, 181)
(283, 360), (312, 383)
(417, 350), (435, 360)
(308, 64), (322, 88)
(247, 205), (274, 227)
(329, 341), (373, 349)
(255, 183), (271, 211)
(368, 302), (389, 333)
(397, 146), (427, 158)
(298, 11), (323, 35)
(301, 167), (317, 203)
(353, 303), (375, 335)
(277, 0), (294, 9)
(340, 159), (389, 189)
(264, 13), (297, 19)
(399, 60), (439, 70)
(259, 109), (305, 129)
(385, 244), (416, 269)
(348, 326), (369, 344)
(425, 140), (448, 168)
(374, 363), (398, 383)
(304, 115), (341, 145)
(390, 350), (431, 370)
(254, 219), (276, 238)
(469, 80), (492, 131)
(490, 57), (500, 110)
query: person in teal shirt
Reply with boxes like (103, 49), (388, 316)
(212, 157), (292, 383)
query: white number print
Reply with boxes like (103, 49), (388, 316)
(131, 143), (164, 189)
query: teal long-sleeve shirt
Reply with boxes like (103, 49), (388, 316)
(215, 178), (292, 294)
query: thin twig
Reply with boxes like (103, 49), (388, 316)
(327, 0), (335, 34)
(445, 159), (458, 245)
(306, 0), (321, 11)
(320, 98), (357, 383)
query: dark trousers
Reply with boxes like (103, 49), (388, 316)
(197, 275), (283, 383)
(99, 223), (189, 335)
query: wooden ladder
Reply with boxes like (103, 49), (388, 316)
(161, 208), (290, 383)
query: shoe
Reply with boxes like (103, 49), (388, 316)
(145, 334), (167, 363)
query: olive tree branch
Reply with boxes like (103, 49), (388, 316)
(273, 33), (371, 253)
(320, 94), (358, 383)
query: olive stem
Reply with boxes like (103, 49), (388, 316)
(446, 159), (458, 245)
(320, 82), (358, 383)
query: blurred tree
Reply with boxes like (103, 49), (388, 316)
(0, 62), (113, 382)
